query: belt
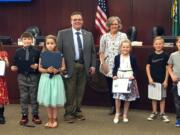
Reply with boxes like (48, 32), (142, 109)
(118, 70), (132, 72)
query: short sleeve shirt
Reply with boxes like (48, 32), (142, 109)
(147, 52), (169, 83)
(168, 51), (180, 78)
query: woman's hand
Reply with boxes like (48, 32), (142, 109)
(162, 81), (168, 89)
(113, 76), (118, 80)
(129, 76), (134, 80)
(171, 74), (178, 82)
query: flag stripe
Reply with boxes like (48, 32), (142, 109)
(95, 0), (108, 35)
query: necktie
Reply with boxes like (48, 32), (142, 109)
(76, 32), (83, 63)
(25, 47), (29, 61)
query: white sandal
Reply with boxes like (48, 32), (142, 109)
(113, 113), (120, 124)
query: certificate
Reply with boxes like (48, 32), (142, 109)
(148, 83), (162, 100)
(177, 82), (180, 96)
(112, 79), (130, 93)
(41, 51), (62, 69)
(0, 60), (6, 76)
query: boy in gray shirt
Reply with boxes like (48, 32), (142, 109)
(168, 36), (180, 127)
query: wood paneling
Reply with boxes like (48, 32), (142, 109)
(0, 0), (171, 44)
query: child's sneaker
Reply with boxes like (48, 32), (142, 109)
(159, 113), (170, 123)
(175, 120), (180, 127)
(147, 112), (158, 121)
(32, 115), (42, 124)
(19, 115), (28, 125)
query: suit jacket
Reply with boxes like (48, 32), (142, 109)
(57, 28), (96, 77)
(112, 54), (138, 77)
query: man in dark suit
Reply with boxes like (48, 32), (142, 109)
(57, 11), (96, 123)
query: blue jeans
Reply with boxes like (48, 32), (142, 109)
(171, 84), (180, 120)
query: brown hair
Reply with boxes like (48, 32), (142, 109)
(153, 36), (164, 44)
(0, 41), (3, 51)
(70, 11), (83, 18)
(43, 35), (58, 52)
(20, 32), (33, 40)
(106, 16), (123, 31)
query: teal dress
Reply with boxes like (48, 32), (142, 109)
(37, 51), (66, 107)
(38, 73), (66, 107)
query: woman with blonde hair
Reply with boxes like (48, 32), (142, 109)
(99, 16), (128, 114)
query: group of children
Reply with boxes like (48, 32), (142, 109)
(0, 32), (66, 128)
(111, 36), (180, 127)
(0, 32), (180, 128)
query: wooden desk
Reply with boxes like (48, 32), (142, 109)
(4, 45), (176, 112)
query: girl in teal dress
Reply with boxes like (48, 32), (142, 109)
(38, 35), (66, 128)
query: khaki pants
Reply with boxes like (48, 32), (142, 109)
(64, 63), (87, 116)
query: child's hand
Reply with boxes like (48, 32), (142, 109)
(113, 76), (118, 80)
(47, 66), (54, 73)
(162, 81), (168, 89)
(11, 66), (18, 71)
(149, 78), (155, 85)
(53, 68), (59, 74)
(30, 63), (38, 70)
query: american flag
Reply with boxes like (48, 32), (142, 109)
(95, 0), (108, 35)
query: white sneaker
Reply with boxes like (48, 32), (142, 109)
(113, 114), (120, 124)
(147, 112), (158, 121)
(159, 113), (170, 123)
(123, 118), (128, 123)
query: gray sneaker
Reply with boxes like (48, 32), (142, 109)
(159, 113), (170, 123)
(147, 112), (158, 121)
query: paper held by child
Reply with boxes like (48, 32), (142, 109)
(148, 82), (162, 100)
(177, 82), (180, 96)
(0, 60), (5, 76)
(112, 78), (131, 93)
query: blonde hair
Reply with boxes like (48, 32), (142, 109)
(106, 16), (122, 31)
(153, 36), (164, 44)
(119, 39), (132, 52)
(42, 35), (58, 52)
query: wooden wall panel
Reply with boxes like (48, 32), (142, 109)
(0, 0), (171, 44)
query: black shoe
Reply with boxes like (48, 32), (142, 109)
(75, 114), (86, 121)
(109, 107), (115, 115)
(0, 116), (5, 124)
(64, 115), (75, 123)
